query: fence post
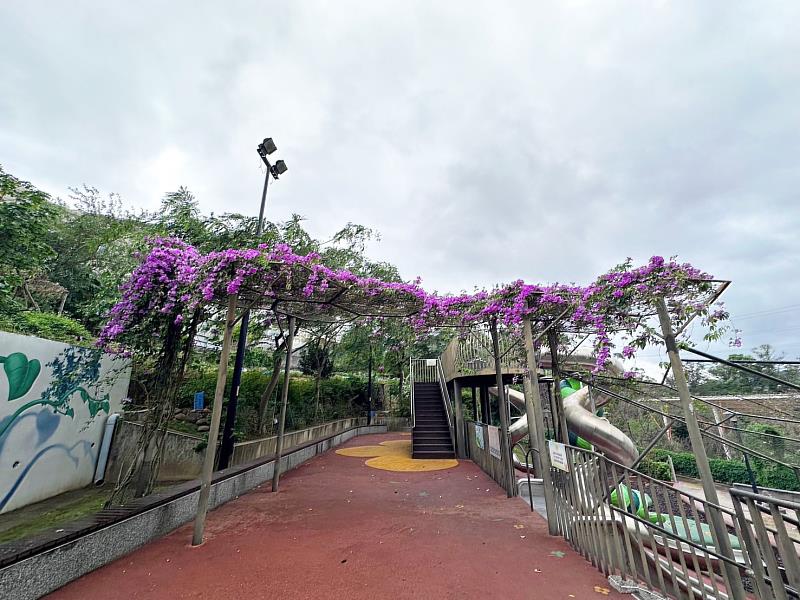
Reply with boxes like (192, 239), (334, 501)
(522, 317), (558, 535)
(655, 297), (746, 599)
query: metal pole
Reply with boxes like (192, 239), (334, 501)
(522, 317), (558, 534)
(218, 169), (271, 469)
(655, 298), (746, 599)
(271, 315), (296, 492)
(489, 318), (515, 497)
(367, 343), (373, 425)
(192, 294), (238, 546)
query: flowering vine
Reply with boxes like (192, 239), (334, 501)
(99, 240), (731, 373)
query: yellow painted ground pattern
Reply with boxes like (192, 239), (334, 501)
(336, 439), (458, 472)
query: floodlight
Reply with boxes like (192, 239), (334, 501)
(261, 137), (277, 155)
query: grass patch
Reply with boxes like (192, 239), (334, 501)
(0, 488), (108, 544)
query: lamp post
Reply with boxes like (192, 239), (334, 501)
(218, 138), (288, 470)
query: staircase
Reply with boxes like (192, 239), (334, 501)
(412, 382), (455, 459)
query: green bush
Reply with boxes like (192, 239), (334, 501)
(179, 369), (368, 440)
(0, 311), (93, 345)
(708, 458), (751, 485)
(647, 448), (800, 491)
(756, 464), (800, 491)
(639, 460), (672, 481)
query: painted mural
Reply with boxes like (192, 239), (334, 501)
(0, 331), (130, 513)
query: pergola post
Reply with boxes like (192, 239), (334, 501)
(192, 294), (238, 546)
(522, 317), (558, 534)
(452, 378), (466, 458)
(655, 298), (746, 599)
(271, 315), (296, 492)
(489, 318), (515, 497)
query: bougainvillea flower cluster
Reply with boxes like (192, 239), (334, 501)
(99, 239), (729, 372)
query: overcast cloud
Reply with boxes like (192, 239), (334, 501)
(1, 1), (799, 364)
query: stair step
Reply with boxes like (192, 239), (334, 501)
(412, 439), (452, 447)
(412, 450), (455, 459)
(413, 431), (450, 444)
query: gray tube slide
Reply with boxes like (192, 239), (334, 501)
(489, 352), (639, 468)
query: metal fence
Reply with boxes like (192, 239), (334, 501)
(550, 444), (800, 599)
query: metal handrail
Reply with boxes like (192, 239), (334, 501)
(435, 358), (456, 450)
(729, 486), (800, 598)
(409, 356), (415, 429)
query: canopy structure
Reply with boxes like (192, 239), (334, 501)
(100, 241), (735, 547)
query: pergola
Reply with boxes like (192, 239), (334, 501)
(190, 253), (732, 555)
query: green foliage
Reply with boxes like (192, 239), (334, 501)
(743, 422), (786, 460)
(708, 458), (752, 485)
(0, 165), (59, 308)
(0, 311), (93, 345)
(179, 369), (368, 440)
(684, 344), (800, 395)
(648, 448), (800, 491)
(299, 339), (333, 377)
(638, 460), (672, 481)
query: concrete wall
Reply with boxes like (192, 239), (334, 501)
(0, 424), (386, 600)
(231, 417), (366, 465)
(105, 420), (206, 483)
(0, 332), (131, 513)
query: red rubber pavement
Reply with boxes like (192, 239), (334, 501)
(48, 433), (624, 599)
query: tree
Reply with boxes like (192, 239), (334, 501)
(0, 165), (58, 313)
(299, 339), (334, 378)
(687, 344), (800, 395)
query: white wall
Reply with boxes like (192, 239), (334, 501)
(0, 331), (131, 513)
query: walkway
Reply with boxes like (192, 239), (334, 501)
(48, 433), (623, 599)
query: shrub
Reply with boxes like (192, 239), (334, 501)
(0, 311), (93, 345)
(647, 448), (800, 491)
(639, 460), (672, 482)
(179, 369), (368, 439)
(708, 458), (751, 485)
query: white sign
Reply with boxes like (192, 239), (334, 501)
(548, 440), (570, 472)
(474, 423), (485, 450)
(487, 425), (501, 460)
(425, 359), (437, 367)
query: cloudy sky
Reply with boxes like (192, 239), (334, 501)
(2, 1), (799, 363)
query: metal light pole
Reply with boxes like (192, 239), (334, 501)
(218, 138), (288, 470)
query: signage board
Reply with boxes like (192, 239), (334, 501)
(549, 440), (569, 472)
(487, 425), (501, 460)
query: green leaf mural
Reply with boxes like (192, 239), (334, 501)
(0, 352), (41, 401)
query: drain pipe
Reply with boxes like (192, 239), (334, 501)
(94, 413), (120, 485)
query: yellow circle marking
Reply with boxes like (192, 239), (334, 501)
(336, 439), (458, 472)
